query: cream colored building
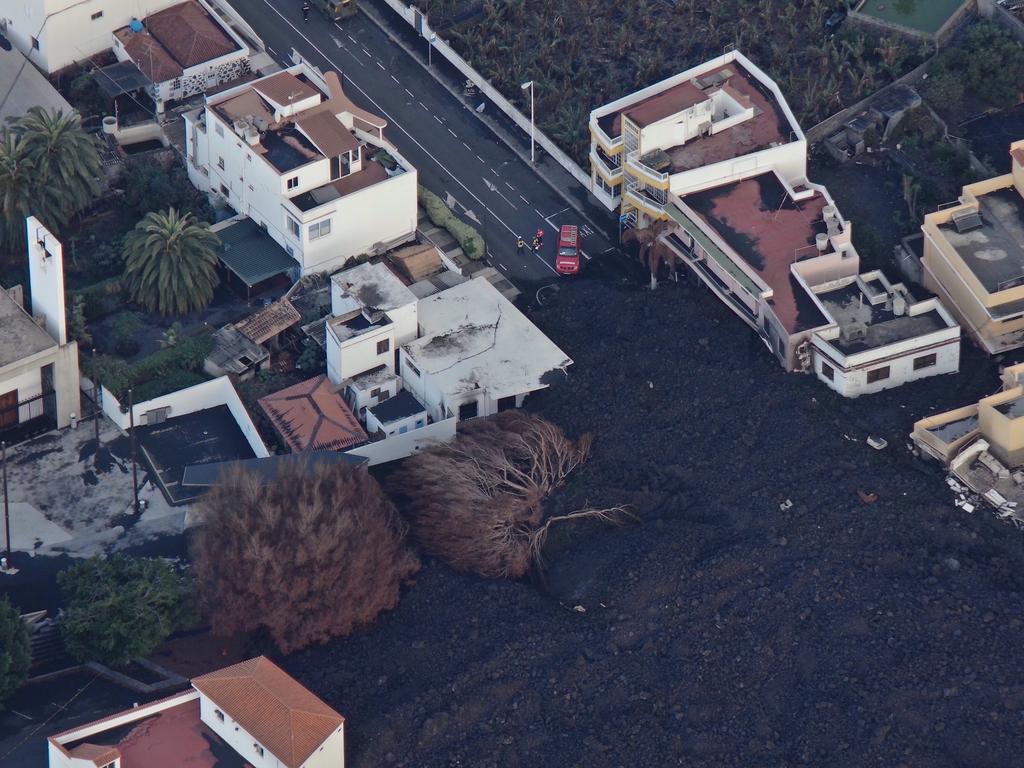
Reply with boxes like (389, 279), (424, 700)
(921, 140), (1024, 354)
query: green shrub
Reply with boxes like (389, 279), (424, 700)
(70, 277), (124, 321)
(0, 596), (30, 709)
(132, 370), (207, 402)
(111, 311), (143, 357)
(93, 333), (214, 401)
(418, 185), (486, 260)
(58, 555), (193, 666)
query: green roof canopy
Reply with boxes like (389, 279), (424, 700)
(217, 219), (297, 287)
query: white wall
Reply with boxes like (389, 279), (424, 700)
(346, 376), (399, 414)
(667, 139), (807, 198)
(200, 693), (285, 768)
(6, 0), (183, 73)
(301, 727), (345, 768)
(365, 406), (426, 438)
(328, 322), (396, 382)
(813, 333), (961, 397)
(0, 367), (43, 423)
(345, 416), (456, 466)
(49, 690), (199, 768)
(99, 376), (269, 457)
(26, 217), (67, 345)
(398, 350), (445, 422)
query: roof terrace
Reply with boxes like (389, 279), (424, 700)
(937, 186), (1024, 294)
(684, 171), (830, 333)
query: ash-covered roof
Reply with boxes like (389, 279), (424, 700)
(402, 278), (572, 400)
(0, 288), (58, 371)
(331, 261), (417, 316)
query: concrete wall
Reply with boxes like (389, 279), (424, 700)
(667, 139), (808, 197)
(979, 386), (1024, 466)
(300, 727), (345, 768)
(327, 322), (396, 383)
(99, 376), (269, 457)
(26, 217), (67, 345)
(912, 403), (981, 463)
(979, 0), (1024, 42)
(365, 407), (426, 438)
(345, 415), (456, 465)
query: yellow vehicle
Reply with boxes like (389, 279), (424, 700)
(311, 0), (357, 21)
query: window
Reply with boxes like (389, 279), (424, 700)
(219, 184), (229, 197)
(91, 10), (104, 20)
(399, 425), (409, 434)
(308, 219), (332, 241)
(171, 77), (181, 91)
(458, 401), (479, 420)
(254, 744), (264, 757)
(914, 353), (937, 370)
(377, 339), (390, 355)
(31, 37), (39, 50)
(214, 709), (225, 722)
(288, 217), (300, 237)
(287, 176), (299, 190)
(369, 387), (381, 399)
(415, 419), (424, 428)
(497, 395), (516, 412)
(215, 122), (224, 137)
(217, 156), (225, 170)
(820, 362), (834, 381)
(378, 390), (391, 402)
(867, 366), (890, 384)
(405, 360), (420, 378)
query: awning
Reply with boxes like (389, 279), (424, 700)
(92, 61), (153, 98)
(216, 219), (298, 287)
(665, 203), (761, 296)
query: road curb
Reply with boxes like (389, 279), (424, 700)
(357, 1), (621, 253)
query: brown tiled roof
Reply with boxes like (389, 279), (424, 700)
(236, 299), (301, 344)
(191, 656), (344, 768)
(297, 110), (359, 157)
(146, 0), (239, 68)
(115, 28), (183, 82)
(254, 71), (320, 107)
(624, 79), (706, 128)
(258, 374), (367, 452)
(67, 744), (121, 765)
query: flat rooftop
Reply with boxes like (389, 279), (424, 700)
(404, 278), (572, 400)
(333, 261), (416, 315)
(368, 389), (426, 425)
(817, 281), (952, 354)
(0, 289), (58, 370)
(684, 172), (830, 334)
(925, 413), (979, 444)
(597, 61), (793, 172)
(994, 394), (1024, 419)
(938, 187), (1024, 294)
(260, 124), (321, 173)
(290, 160), (390, 212)
(138, 405), (257, 505)
(61, 696), (246, 768)
(854, 0), (966, 34)
(329, 310), (391, 343)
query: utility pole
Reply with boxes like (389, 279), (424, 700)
(2, 441), (10, 563)
(521, 80), (535, 164)
(128, 388), (139, 515)
(427, 32), (436, 67)
(92, 348), (100, 470)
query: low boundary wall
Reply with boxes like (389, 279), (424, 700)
(346, 415), (456, 465)
(377, 0), (591, 187)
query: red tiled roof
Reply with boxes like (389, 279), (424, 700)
(297, 110), (359, 156)
(115, 28), (183, 82)
(624, 80), (707, 128)
(685, 171), (830, 334)
(145, 0), (239, 68)
(258, 374), (367, 452)
(67, 743), (120, 765)
(254, 71), (320, 107)
(192, 656), (344, 768)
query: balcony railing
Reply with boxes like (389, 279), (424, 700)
(589, 148), (622, 179)
(625, 150), (670, 187)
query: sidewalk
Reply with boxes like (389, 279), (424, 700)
(360, 0), (623, 249)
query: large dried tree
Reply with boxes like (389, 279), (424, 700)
(192, 462), (420, 653)
(390, 411), (626, 579)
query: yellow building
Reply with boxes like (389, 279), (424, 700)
(921, 140), (1024, 354)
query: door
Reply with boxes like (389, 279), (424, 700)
(0, 390), (18, 428)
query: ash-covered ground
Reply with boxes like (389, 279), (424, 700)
(284, 275), (1024, 767)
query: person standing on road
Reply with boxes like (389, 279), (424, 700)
(532, 236), (540, 253)
(302, 1), (311, 22)
(535, 228), (544, 246)
(516, 236), (526, 253)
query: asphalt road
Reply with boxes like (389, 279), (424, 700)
(227, 0), (621, 287)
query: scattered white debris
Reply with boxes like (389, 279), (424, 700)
(573, 605), (586, 613)
(779, 499), (794, 511)
(867, 436), (888, 450)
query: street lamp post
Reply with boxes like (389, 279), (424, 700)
(2, 441), (10, 564)
(521, 80), (535, 164)
(427, 33), (436, 67)
(128, 388), (139, 515)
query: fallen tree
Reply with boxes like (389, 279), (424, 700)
(389, 411), (629, 579)
(192, 462), (420, 653)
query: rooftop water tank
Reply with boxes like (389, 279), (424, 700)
(129, 18), (143, 32)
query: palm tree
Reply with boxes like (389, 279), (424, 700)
(122, 208), (221, 316)
(11, 107), (102, 216)
(0, 131), (63, 252)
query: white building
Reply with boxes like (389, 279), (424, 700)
(48, 656), (345, 768)
(3, 0), (183, 73)
(0, 217), (80, 435)
(185, 63), (417, 276)
(326, 261), (418, 389)
(111, 0), (250, 114)
(400, 277), (573, 421)
(588, 50), (807, 220)
(811, 271), (960, 397)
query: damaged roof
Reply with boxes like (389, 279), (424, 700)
(331, 261), (417, 316)
(402, 277), (572, 400)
